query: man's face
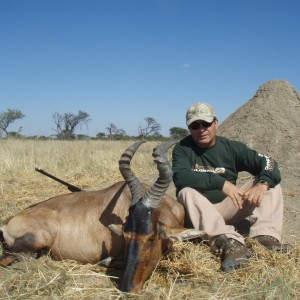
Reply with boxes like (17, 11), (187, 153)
(188, 119), (218, 148)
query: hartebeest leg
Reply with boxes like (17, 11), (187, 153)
(0, 232), (48, 267)
(99, 255), (124, 269)
(0, 253), (19, 267)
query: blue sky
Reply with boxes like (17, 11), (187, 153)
(1, 0), (299, 137)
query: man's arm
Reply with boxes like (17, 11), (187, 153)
(235, 142), (281, 188)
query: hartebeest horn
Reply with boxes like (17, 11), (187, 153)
(142, 141), (177, 208)
(119, 141), (146, 206)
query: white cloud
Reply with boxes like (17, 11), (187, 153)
(180, 64), (191, 69)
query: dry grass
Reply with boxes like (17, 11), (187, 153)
(0, 139), (158, 217)
(0, 140), (299, 299)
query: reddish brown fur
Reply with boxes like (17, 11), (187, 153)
(0, 181), (185, 266)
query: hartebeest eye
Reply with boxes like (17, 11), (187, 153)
(147, 234), (157, 243)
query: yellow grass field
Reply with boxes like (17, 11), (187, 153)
(0, 140), (158, 215)
(0, 139), (299, 299)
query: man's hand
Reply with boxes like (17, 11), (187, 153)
(222, 181), (245, 209)
(242, 183), (269, 207)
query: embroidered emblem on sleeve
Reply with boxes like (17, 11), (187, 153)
(258, 153), (274, 171)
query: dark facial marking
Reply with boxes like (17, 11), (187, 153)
(124, 201), (157, 235)
(120, 240), (140, 292)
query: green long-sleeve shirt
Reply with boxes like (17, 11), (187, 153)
(172, 135), (281, 203)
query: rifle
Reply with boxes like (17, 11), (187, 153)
(35, 168), (83, 192)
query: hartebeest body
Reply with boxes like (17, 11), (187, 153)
(0, 141), (204, 294)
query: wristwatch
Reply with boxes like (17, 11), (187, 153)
(258, 179), (270, 189)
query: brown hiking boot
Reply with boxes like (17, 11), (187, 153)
(214, 235), (251, 272)
(253, 235), (291, 252)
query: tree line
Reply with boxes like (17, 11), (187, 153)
(0, 108), (189, 140)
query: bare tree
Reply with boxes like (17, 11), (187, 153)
(0, 108), (25, 137)
(114, 129), (126, 140)
(106, 123), (126, 140)
(106, 123), (117, 140)
(138, 117), (161, 137)
(52, 110), (90, 140)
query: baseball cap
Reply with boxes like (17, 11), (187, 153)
(186, 103), (216, 126)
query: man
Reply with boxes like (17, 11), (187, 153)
(172, 103), (289, 272)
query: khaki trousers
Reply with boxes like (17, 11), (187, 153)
(177, 179), (283, 246)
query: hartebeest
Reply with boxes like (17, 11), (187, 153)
(0, 141), (204, 294)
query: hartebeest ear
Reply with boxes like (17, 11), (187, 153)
(158, 223), (207, 242)
(108, 224), (123, 236)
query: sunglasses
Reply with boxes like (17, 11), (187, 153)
(189, 120), (214, 130)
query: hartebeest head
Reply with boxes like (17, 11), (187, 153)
(116, 141), (180, 293)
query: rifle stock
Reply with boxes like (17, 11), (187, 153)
(35, 168), (83, 192)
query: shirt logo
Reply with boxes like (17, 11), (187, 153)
(192, 164), (225, 174)
(258, 153), (274, 171)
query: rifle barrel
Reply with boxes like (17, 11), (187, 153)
(35, 168), (83, 192)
